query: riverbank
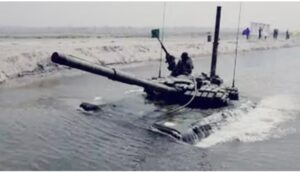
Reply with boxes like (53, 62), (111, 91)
(0, 36), (300, 84)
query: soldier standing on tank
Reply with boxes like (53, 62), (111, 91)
(166, 52), (194, 77)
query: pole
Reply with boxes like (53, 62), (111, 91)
(232, 2), (242, 88)
(158, 2), (166, 78)
(210, 6), (221, 79)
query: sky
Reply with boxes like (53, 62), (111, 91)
(0, 1), (299, 30)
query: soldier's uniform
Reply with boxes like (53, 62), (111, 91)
(166, 52), (194, 77)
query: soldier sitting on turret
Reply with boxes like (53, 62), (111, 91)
(166, 52), (194, 77)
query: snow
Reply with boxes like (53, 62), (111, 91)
(0, 35), (299, 83)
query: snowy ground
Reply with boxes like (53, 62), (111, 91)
(0, 35), (299, 84)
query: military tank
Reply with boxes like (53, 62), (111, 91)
(51, 52), (238, 108)
(50, 6), (239, 143)
(51, 6), (238, 108)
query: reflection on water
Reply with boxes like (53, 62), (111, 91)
(0, 47), (300, 170)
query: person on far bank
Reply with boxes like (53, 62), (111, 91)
(242, 27), (250, 40)
(165, 52), (194, 77)
(258, 27), (263, 39)
(286, 30), (290, 40)
(273, 29), (278, 40)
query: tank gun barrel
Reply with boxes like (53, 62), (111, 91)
(51, 52), (177, 93)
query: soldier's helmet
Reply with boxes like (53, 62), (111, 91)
(181, 52), (189, 61)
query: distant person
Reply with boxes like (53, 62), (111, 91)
(207, 32), (212, 42)
(258, 27), (263, 39)
(166, 52), (194, 77)
(242, 27), (250, 39)
(273, 29), (278, 39)
(286, 30), (290, 40)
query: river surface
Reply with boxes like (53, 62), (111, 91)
(1, 47), (300, 170)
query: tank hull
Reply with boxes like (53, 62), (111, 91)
(144, 88), (228, 108)
(144, 76), (232, 108)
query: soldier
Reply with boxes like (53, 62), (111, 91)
(242, 27), (250, 39)
(286, 30), (290, 40)
(273, 29), (278, 39)
(258, 27), (263, 39)
(166, 52), (194, 77)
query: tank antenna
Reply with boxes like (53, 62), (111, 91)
(210, 6), (222, 79)
(232, 2), (242, 88)
(158, 2), (167, 78)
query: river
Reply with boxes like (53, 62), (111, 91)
(0, 47), (300, 170)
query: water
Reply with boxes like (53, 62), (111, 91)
(1, 47), (300, 170)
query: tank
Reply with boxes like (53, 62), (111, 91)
(50, 5), (238, 109)
(50, 6), (240, 144)
(51, 52), (238, 109)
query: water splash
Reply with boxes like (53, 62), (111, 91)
(196, 95), (298, 148)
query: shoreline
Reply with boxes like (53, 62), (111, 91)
(1, 36), (300, 87)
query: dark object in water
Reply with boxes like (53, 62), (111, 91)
(80, 102), (101, 112)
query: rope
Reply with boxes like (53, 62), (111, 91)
(166, 76), (198, 114)
(232, 2), (242, 88)
(158, 2), (167, 78)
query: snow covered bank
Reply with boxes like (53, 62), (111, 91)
(0, 36), (299, 83)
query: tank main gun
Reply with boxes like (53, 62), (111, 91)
(51, 52), (177, 93)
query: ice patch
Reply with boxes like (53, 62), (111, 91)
(196, 95), (298, 148)
(94, 96), (102, 101)
(91, 96), (105, 105)
(124, 88), (143, 94)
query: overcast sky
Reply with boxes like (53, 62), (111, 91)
(0, 1), (299, 30)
